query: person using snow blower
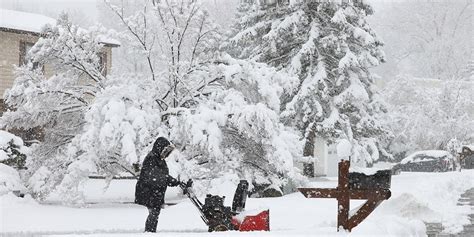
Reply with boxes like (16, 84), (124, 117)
(135, 137), (180, 233)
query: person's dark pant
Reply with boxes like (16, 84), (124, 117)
(145, 207), (161, 232)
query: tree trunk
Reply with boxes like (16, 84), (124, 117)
(303, 123), (317, 177)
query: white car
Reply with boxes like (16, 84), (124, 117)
(395, 150), (455, 172)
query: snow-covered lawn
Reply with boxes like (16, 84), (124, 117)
(1, 170), (473, 236)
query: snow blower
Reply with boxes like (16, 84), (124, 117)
(179, 179), (270, 232)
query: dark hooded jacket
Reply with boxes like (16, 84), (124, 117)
(135, 137), (180, 208)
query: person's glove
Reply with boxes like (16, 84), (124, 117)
(180, 179), (193, 195)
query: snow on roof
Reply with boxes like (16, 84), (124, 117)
(0, 8), (56, 34)
(400, 150), (451, 164)
(463, 145), (474, 151)
(0, 9), (119, 47)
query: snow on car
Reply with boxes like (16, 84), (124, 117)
(397, 150), (455, 172)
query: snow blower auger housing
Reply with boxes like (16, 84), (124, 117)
(179, 180), (270, 232)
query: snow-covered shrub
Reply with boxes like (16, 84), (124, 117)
(0, 163), (27, 196)
(26, 166), (52, 200)
(0, 130), (29, 169)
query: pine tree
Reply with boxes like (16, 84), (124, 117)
(227, 0), (390, 171)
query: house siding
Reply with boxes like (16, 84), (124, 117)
(0, 30), (114, 99)
(0, 31), (32, 96)
(0, 31), (55, 97)
(104, 46), (112, 74)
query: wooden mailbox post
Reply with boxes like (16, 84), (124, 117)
(298, 160), (391, 232)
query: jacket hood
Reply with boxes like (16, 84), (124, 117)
(151, 137), (170, 158)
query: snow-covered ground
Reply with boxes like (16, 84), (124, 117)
(1, 170), (473, 236)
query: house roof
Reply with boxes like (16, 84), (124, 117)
(0, 9), (120, 47)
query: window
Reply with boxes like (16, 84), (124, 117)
(0, 99), (6, 115)
(19, 41), (41, 70)
(99, 52), (107, 76)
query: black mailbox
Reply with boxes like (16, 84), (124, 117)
(349, 170), (391, 190)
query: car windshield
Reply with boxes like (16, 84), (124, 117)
(412, 155), (437, 162)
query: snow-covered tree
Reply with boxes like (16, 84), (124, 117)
(73, 76), (164, 177)
(1, 14), (111, 200)
(369, 0), (472, 80)
(226, 0), (391, 170)
(383, 76), (474, 159)
(104, 0), (220, 92)
(4, 1), (224, 202)
(2, 0), (309, 202)
(61, 0), (303, 200)
(77, 0), (220, 173)
(98, 0), (238, 76)
(68, 54), (306, 198)
(169, 55), (304, 196)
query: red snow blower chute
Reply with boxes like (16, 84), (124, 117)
(179, 180), (270, 232)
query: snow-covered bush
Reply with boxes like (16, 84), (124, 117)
(0, 163), (27, 196)
(0, 130), (29, 169)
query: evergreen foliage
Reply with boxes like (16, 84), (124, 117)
(226, 0), (391, 167)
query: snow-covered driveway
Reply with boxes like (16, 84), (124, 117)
(1, 170), (473, 236)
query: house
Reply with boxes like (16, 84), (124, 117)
(0, 9), (120, 109)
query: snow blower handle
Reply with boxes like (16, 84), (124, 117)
(179, 179), (193, 195)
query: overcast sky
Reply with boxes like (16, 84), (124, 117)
(0, 0), (99, 26)
(0, 0), (241, 27)
(0, 0), (393, 27)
